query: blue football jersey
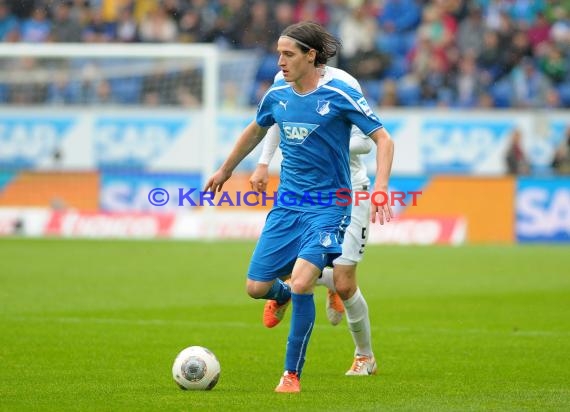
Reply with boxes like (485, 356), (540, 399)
(256, 78), (383, 213)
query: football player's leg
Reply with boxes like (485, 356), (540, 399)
(247, 208), (299, 327)
(278, 212), (347, 386)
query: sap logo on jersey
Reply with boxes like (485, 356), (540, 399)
(94, 118), (186, 168)
(0, 118), (73, 167)
(282, 122), (319, 145)
(516, 179), (570, 242)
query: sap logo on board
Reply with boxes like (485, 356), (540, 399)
(516, 180), (570, 242)
(94, 118), (187, 168)
(282, 122), (319, 144)
(421, 120), (513, 173)
(0, 118), (74, 167)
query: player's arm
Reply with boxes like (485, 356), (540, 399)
(368, 127), (394, 224)
(204, 120), (268, 196)
(249, 124), (280, 192)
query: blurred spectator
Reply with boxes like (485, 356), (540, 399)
(202, 0), (248, 48)
(551, 126), (570, 174)
(272, 1), (295, 47)
(407, 30), (448, 80)
(477, 30), (502, 83)
(50, 2), (83, 43)
(139, 5), (177, 43)
(511, 57), (552, 107)
(338, 2), (389, 80)
(420, 54), (451, 105)
(457, 5), (485, 55)
(163, 0), (183, 23)
(380, 78), (399, 107)
(549, 6), (570, 50)
(240, 1), (274, 51)
(115, 6), (138, 42)
(453, 52), (481, 108)
(20, 6), (50, 42)
(527, 12), (551, 52)
(508, 0), (545, 28)
(294, 0), (329, 26)
(544, 87), (562, 108)
(83, 8), (116, 42)
(0, 1), (19, 41)
(539, 44), (568, 84)
(178, 7), (203, 43)
(417, 4), (455, 50)
(505, 128), (530, 175)
(499, 29), (532, 78)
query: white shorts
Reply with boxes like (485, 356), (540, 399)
(333, 196), (370, 266)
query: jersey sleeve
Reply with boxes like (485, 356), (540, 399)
(256, 91), (276, 128)
(338, 85), (383, 136)
(259, 124), (280, 164)
(350, 127), (374, 155)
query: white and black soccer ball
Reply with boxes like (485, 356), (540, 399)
(172, 346), (221, 390)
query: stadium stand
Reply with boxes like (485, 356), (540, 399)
(0, 0), (568, 108)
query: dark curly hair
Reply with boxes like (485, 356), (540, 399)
(281, 21), (341, 66)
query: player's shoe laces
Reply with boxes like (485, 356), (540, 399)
(326, 289), (344, 326)
(263, 298), (290, 328)
(345, 355), (378, 376)
(275, 371), (300, 393)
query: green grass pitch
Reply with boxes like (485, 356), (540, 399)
(1, 238), (569, 411)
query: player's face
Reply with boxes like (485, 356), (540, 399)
(277, 37), (315, 83)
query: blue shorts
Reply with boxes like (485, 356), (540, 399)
(247, 207), (350, 282)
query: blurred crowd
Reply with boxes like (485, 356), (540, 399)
(0, 0), (569, 108)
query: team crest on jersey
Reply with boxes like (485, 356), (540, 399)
(282, 122), (319, 145)
(319, 232), (335, 247)
(316, 100), (330, 116)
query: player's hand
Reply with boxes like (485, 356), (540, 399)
(370, 187), (394, 225)
(249, 163), (269, 193)
(204, 169), (232, 198)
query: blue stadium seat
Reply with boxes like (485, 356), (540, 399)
(557, 82), (570, 107)
(255, 53), (280, 82)
(396, 80), (420, 106)
(375, 33), (401, 56)
(0, 84), (9, 103)
(385, 56), (408, 79)
(109, 76), (143, 104)
(360, 80), (383, 106)
(490, 80), (512, 108)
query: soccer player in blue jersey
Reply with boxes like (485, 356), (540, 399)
(204, 21), (394, 393)
(250, 65), (379, 377)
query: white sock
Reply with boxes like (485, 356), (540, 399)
(343, 287), (373, 357)
(315, 267), (336, 292)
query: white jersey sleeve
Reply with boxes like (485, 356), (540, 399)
(258, 124), (280, 165)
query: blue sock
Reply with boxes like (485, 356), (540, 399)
(284, 293), (315, 377)
(260, 279), (291, 305)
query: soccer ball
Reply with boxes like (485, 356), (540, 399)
(172, 346), (221, 390)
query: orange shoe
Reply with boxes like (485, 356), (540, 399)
(275, 371), (300, 393)
(326, 289), (345, 326)
(263, 298), (290, 328)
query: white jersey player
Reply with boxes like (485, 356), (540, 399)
(249, 65), (378, 376)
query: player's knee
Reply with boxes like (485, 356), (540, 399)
(289, 277), (312, 294)
(246, 281), (270, 299)
(335, 279), (357, 300)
